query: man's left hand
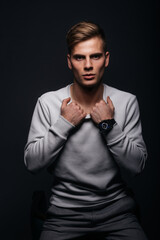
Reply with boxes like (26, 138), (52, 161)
(90, 96), (115, 124)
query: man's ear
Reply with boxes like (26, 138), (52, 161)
(67, 54), (72, 70)
(105, 51), (110, 68)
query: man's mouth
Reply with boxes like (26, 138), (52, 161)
(82, 74), (96, 80)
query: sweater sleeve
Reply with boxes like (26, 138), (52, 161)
(103, 95), (147, 175)
(24, 98), (75, 173)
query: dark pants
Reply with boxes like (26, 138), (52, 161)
(39, 196), (148, 240)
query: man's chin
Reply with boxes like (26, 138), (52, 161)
(80, 80), (102, 89)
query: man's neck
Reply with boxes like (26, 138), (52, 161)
(70, 82), (104, 114)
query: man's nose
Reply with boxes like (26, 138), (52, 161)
(84, 58), (93, 71)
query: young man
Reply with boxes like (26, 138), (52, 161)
(24, 21), (148, 240)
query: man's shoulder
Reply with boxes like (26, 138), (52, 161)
(104, 84), (136, 101)
(38, 84), (71, 103)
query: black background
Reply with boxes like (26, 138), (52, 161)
(1, 0), (159, 239)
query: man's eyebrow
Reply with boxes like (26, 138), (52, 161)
(72, 54), (85, 58)
(90, 53), (103, 57)
(72, 53), (104, 58)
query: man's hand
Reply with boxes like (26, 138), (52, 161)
(61, 97), (87, 126)
(90, 96), (115, 124)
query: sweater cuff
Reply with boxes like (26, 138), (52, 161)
(103, 123), (126, 146)
(49, 115), (75, 139)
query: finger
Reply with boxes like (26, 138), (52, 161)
(82, 111), (87, 118)
(90, 111), (101, 124)
(80, 108), (84, 114)
(107, 96), (114, 109)
(61, 97), (71, 108)
(71, 100), (79, 106)
(75, 104), (81, 110)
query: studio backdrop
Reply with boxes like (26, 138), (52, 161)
(1, 1), (159, 239)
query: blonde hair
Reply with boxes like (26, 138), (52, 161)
(66, 21), (107, 54)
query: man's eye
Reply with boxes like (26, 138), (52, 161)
(92, 54), (101, 59)
(75, 56), (84, 61)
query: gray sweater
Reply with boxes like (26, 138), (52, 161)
(24, 84), (147, 208)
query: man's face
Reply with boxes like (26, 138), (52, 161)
(67, 36), (110, 88)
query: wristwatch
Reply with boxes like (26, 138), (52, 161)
(98, 119), (116, 134)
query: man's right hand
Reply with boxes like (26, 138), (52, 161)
(61, 97), (87, 126)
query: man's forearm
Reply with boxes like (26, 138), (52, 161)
(24, 115), (75, 173)
(104, 123), (147, 175)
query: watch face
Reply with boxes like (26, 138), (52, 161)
(99, 119), (115, 134)
(101, 122), (109, 130)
